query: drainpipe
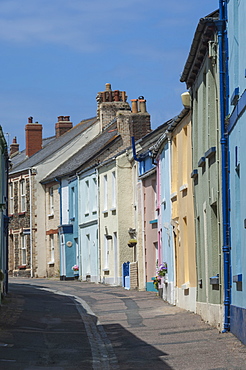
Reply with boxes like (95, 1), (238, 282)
(217, 0), (230, 332)
(29, 169), (33, 278)
(131, 137), (141, 162)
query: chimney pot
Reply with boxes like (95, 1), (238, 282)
(139, 99), (147, 113)
(131, 99), (138, 113)
(28, 116), (33, 124)
(63, 116), (70, 121)
(105, 83), (112, 91)
(114, 90), (120, 101)
(58, 116), (64, 122)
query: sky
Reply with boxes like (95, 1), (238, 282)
(0, 0), (216, 151)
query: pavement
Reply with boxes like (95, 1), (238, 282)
(0, 278), (246, 370)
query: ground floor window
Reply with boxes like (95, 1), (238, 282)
(21, 234), (27, 265)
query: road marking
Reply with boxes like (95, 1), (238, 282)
(38, 287), (119, 370)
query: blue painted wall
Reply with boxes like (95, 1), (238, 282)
(228, 0), (246, 344)
(159, 140), (175, 304)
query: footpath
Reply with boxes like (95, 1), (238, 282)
(0, 278), (246, 370)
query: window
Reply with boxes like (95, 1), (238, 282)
(92, 177), (97, 213)
(21, 234), (27, 265)
(104, 175), (108, 211)
(71, 186), (76, 219)
(20, 180), (26, 212)
(50, 234), (55, 263)
(85, 180), (89, 214)
(104, 235), (109, 269)
(9, 182), (14, 214)
(111, 171), (116, 208)
(49, 187), (54, 215)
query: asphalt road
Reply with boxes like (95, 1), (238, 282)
(0, 278), (246, 370)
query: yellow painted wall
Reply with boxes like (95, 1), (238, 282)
(171, 112), (197, 311)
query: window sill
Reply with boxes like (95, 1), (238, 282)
(18, 265), (26, 269)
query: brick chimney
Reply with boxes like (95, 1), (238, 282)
(10, 136), (19, 157)
(96, 83), (131, 131)
(55, 116), (73, 138)
(116, 96), (151, 147)
(25, 117), (43, 157)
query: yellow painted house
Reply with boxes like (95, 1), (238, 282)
(170, 104), (197, 312)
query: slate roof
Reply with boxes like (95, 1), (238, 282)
(180, 10), (219, 88)
(41, 123), (120, 183)
(10, 117), (97, 174)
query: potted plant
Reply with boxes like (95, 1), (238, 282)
(72, 265), (79, 279)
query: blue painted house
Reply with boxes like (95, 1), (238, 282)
(149, 121), (175, 305)
(227, 0), (246, 344)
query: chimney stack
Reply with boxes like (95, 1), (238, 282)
(25, 117), (43, 157)
(117, 96), (151, 146)
(55, 116), (73, 138)
(10, 136), (19, 157)
(96, 83), (130, 130)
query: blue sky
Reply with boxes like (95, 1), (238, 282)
(0, 0), (216, 150)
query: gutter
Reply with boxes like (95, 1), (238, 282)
(217, 0), (231, 332)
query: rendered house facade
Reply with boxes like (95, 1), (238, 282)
(9, 115), (100, 278)
(169, 108), (196, 312)
(181, 11), (224, 329)
(227, 0), (246, 344)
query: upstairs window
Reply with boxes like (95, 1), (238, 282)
(20, 180), (26, 212)
(111, 171), (116, 209)
(103, 175), (108, 211)
(9, 182), (14, 214)
(49, 187), (54, 215)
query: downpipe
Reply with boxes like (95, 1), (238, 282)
(217, 0), (231, 332)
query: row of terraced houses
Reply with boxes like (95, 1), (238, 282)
(5, 3), (246, 345)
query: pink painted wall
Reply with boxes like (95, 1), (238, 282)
(143, 172), (158, 284)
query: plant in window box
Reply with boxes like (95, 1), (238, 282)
(157, 262), (167, 277)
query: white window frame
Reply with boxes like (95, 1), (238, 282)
(9, 182), (14, 214)
(103, 175), (108, 211)
(71, 186), (76, 219)
(104, 235), (109, 269)
(49, 186), (54, 215)
(85, 180), (89, 215)
(92, 177), (97, 213)
(50, 234), (55, 263)
(111, 171), (116, 209)
(21, 234), (27, 265)
(20, 179), (26, 213)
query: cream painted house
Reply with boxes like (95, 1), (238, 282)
(169, 108), (197, 312)
(44, 181), (60, 277)
(98, 154), (135, 286)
